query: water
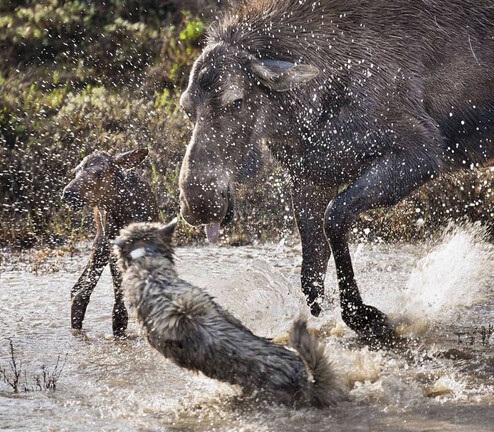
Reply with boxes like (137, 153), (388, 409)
(1, 225), (493, 431)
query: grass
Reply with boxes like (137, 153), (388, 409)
(0, 340), (67, 392)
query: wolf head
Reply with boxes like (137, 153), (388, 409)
(113, 220), (177, 271)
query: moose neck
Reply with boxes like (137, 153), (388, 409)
(98, 174), (135, 236)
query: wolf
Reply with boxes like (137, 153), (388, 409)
(113, 221), (346, 406)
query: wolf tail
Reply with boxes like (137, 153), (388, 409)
(289, 319), (347, 407)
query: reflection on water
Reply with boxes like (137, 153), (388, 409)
(0, 225), (493, 431)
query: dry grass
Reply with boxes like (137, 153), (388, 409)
(1, 340), (67, 392)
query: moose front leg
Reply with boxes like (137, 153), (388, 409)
(71, 235), (109, 330)
(109, 254), (128, 338)
(324, 152), (438, 339)
(292, 183), (337, 316)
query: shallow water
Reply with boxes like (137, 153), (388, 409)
(1, 225), (493, 431)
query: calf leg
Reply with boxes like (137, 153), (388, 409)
(71, 235), (109, 330)
(324, 151), (439, 339)
(109, 254), (128, 338)
(292, 182), (337, 316)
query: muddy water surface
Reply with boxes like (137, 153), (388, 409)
(0, 225), (493, 431)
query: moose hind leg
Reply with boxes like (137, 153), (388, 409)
(109, 255), (128, 338)
(324, 151), (439, 340)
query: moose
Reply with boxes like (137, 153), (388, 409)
(62, 149), (159, 337)
(178, 0), (494, 340)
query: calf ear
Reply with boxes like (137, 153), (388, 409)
(251, 59), (319, 92)
(159, 218), (178, 240)
(115, 149), (149, 169)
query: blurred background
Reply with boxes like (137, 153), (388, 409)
(1, 0), (493, 248)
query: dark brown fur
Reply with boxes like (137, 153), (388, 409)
(178, 0), (494, 339)
(62, 149), (159, 337)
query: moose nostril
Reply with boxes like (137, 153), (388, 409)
(62, 190), (82, 207)
(63, 189), (74, 199)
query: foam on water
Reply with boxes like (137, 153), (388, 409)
(190, 224), (494, 340)
(178, 251), (310, 338)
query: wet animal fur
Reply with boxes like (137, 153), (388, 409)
(114, 222), (346, 407)
(178, 0), (494, 336)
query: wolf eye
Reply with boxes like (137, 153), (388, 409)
(232, 98), (243, 111)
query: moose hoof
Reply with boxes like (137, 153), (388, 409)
(71, 321), (83, 331)
(309, 301), (322, 317)
(71, 312), (84, 331)
(342, 303), (394, 342)
(112, 323), (127, 339)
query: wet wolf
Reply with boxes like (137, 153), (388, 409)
(113, 221), (346, 406)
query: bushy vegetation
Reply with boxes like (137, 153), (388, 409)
(0, 0), (492, 248)
(0, 0), (211, 246)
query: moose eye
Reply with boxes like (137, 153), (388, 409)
(232, 98), (243, 111)
(185, 110), (196, 122)
(180, 102), (196, 123)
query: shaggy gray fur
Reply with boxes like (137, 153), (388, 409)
(114, 221), (346, 407)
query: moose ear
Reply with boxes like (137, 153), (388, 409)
(159, 218), (178, 240)
(251, 59), (319, 92)
(115, 149), (149, 169)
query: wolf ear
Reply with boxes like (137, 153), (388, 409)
(112, 238), (126, 248)
(251, 59), (319, 92)
(115, 149), (149, 169)
(159, 218), (178, 240)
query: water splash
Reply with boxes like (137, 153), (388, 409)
(1, 241), (494, 431)
(397, 223), (493, 327)
(182, 255), (309, 338)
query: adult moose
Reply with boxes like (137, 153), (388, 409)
(178, 0), (494, 340)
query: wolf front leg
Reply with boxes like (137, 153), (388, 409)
(292, 182), (337, 316)
(324, 150), (440, 340)
(71, 234), (109, 330)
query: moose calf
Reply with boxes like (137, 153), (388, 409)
(62, 149), (159, 337)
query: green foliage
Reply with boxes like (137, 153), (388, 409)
(179, 11), (204, 42)
(0, 1), (210, 247)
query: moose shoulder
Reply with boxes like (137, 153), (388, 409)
(178, 0), (494, 340)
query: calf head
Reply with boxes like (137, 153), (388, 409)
(62, 149), (149, 210)
(178, 42), (318, 237)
